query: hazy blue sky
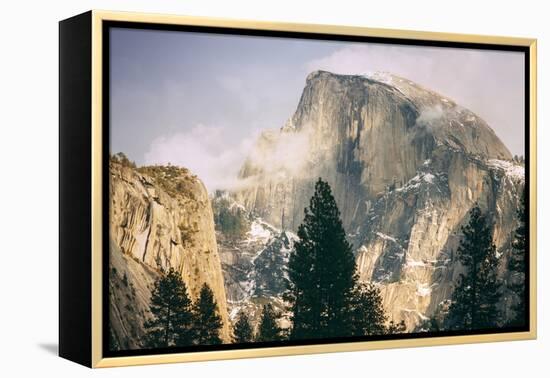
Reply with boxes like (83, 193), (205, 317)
(110, 27), (525, 191)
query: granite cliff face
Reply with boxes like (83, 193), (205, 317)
(237, 71), (513, 231)
(230, 71), (524, 331)
(109, 161), (231, 349)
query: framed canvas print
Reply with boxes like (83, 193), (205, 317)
(59, 10), (537, 368)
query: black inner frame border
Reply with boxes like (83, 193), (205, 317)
(102, 19), (531, 359)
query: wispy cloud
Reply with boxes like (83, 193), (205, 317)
(143, 121), (317, 193)
(243, 125), (314, 181)
(143, 124), (256, 193)
(416, 105), (445, 126)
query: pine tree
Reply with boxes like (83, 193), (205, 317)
(286, 178), (357, 340)
(349, 283), (387, 336)
(193, 283), (223, 345)
(213, 194), (250, 240)
(386, 320), (406, 334)
(256, 303), (283, 342)
(418, 317), (441, 333)
(143, 268), (194, 348)
(508, 189), (527, 327)
(445, 205), (502, 330)
(233, 311), (254, 343)
(109, 328), (120, 351)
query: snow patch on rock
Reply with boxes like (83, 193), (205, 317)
(487, 159), (525, 180)
(376, 232), (398, 243)
(416, 283), (432, 297)
(247, 220), (274, 242)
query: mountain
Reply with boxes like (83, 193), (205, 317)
(227, 70), (524, 331)
(108, 160), (232, 349)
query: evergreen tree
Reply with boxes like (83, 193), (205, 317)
(144, 268), (194, 348)
(386, 320), (407, 334)
(256, 303), (283, 342)
(508, 189), (527, 327)
(112, 151), (136, 168)
(445, 205), (502, 330)
(193, 283), (223, 345)
(213, 194), (250, 240)
(233, 311), (254, 343)
(349, 283), (387, 336)
(286, 178), (357, 340)
(417, 317), (441, 333)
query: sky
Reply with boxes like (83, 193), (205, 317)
(110, 27), (525, 192)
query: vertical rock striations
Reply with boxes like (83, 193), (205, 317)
(232, 70), (524, 331)
(109, 161), (231, 349)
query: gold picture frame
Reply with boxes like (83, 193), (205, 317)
(59, 10), (537, 368)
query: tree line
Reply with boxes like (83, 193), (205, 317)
(142, 178), (526, 347)
(250, 179), (525, 338)
(422, 190), (526, 331)
(235, 179), (406, 343)
(143, 271), (223, 348)
(233, 303), (284, 343)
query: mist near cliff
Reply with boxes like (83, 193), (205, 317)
(110, 28), (525, 172)
(143, 123), (313, 193)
